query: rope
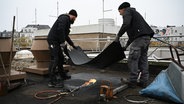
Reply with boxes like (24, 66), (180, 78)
(124, 95), (151, 104)
(34, 90), (69, 99)
(34, 79), (96, 104)
(34, 90), (68, 104)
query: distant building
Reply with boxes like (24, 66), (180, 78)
(33, 29), (50, 37)
(150, 25), (184, 47)
(166, 26), (184, 46)
(17, 24), (50, 49)
(0, 30), (12, 37)
(20, 24), (50, 38)
(34, 18), (121, 36)
(0, 30), (19, 38)
(70, 18), (120, 34)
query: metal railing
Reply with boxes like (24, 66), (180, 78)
(152, 36), (184, 69)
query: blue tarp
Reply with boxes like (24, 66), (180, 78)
(139, 70), (183, 103)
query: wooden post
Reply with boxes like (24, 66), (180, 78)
(8, 16), (16, 86)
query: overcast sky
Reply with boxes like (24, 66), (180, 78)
(1, 0), (184, 31)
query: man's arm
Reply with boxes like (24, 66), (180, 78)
(57, 16), (68, 44)
(117, 9), (132, 37)
(66, 36), (77, 49)
(65, 35), (74, 47)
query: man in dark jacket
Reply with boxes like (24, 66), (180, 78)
(115, 2), (154, 88)
(47, 9), (78, 87)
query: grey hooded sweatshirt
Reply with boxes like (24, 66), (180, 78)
(117, 7), (154, 46)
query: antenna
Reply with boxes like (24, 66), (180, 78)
(49, 1), (59, 18)
(57, 1), (59, 17)
(144, 12), (146, 20)
(35, 8), (37, 24)
(16, 7), (18, 31)
(102, 0), (104, 36)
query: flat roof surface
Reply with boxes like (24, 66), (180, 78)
(0, 60), (174, 104)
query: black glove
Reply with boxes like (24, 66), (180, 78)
(114, 36), (120, 42)
(60, 43), (66, 49)
(122, 47), (126, 51)
(72, 45), (78, 49)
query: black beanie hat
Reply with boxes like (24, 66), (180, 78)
(118, 2), (130, 10)
(69, 9), (78, 17)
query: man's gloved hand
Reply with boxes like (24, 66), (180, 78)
(72, 45), (78, 49)
(114, 36), (120, 42)
(122, 47), (126, 51)
(60, 43), (66, 49)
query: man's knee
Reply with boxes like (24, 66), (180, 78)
(49, 60), (57, 71)
(128, 47), (141, 61)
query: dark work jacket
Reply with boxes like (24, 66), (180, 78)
(47, 14), (74, 46)
(117, 7), (154, 46)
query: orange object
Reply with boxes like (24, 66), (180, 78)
(99, 80), (113, 101)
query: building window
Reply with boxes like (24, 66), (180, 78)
(175, 30), (177, 33)
(179, 33), (182, 38)
(171, 29), (173, 34)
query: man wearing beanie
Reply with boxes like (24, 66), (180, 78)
(115, 2), (154, 88)
(47, 9), (78, 87)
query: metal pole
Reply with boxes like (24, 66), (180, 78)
(16, 7), (18, 31)
(8, 16), (16, 86)
(102, 0), (104, 37)
(35, 8), (37, 24)
(57, 1), (59, 17)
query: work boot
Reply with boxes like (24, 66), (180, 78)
(127, 81), (137, 88)
(121, 78), (136, 88)
(61, 73), (71, 80)
(60, 70), (71, 80)
(63, 69), (69, 73)
(48, 82), (56, 87)
(48, 82), (64, 88)
(54, 82), (64, 88)
(137, 82), (148, 88)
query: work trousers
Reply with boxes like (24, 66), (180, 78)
(127, 36), (151, 83)
(48, 41), (64, 83)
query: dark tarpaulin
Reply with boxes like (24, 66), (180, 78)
(67, 41), (125, 68)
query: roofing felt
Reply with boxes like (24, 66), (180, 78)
(67, 41), (125, 68)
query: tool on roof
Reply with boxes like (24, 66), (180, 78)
(99, 79), (128, 102)
(34, 79), (96, 104)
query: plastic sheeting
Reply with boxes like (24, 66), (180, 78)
(139, 70), (183, 103)
(67, 41), (125, 68)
